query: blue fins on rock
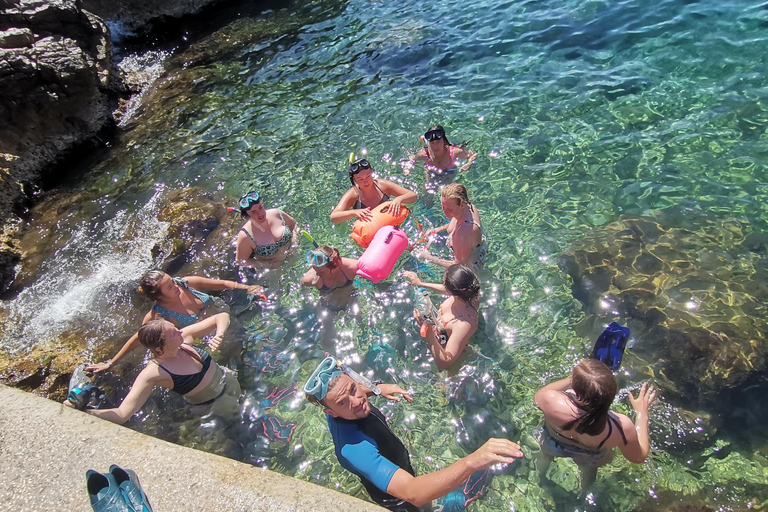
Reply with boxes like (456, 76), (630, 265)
(591, 321), (630, 371)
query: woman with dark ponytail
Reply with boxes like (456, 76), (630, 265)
(534, 359), (657, 491)
(403, 264), (480, 370)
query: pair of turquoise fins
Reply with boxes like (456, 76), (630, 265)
(86, 466), (153, 512)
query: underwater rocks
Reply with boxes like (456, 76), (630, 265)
(558, 208), (768, 409)
(151, 187), (241, 277)
(0, 0), (129, 292)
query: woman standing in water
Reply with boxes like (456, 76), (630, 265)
(534, 359), (657, 490)
(409, 125), (477, 186)
(70, 316), (239, 423)
(88, 270), (258, 373)
(415, 183), (487, 270)
(330, 158), (417, 223)
(403, 264), (480, 371)
(235, 190), (298, 269)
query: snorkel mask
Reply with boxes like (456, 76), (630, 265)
(303, 355), (381, 406)
(306, 249), (330, 268)
(238, 191), (261, 210)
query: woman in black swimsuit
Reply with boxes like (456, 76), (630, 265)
(330, 159), (417, 223)
(68, 315), (239, 424)
(534, 359), (657, 491)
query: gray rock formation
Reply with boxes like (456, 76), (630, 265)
(82, 0), (227, 34)
(0, 0), (128, 293)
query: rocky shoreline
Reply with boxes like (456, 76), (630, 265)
(0, 0), (229, 295)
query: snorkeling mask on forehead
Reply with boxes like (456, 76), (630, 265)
(306, 249), (330, 267)
(303, 355), (381, 405)
(238, 191), (261, 209)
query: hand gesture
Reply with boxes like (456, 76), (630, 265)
(378, 384), (413, 402)
(86, 361), (111, 374)
(413, 249), (432, 262)
(628, 383), (657, 415)
(208, 334), (224, 352)
(413, 308), (425, 324)
(390, 197), (403, 217)
(356, 208), (373, 222)
(466, 438), (524, 471)
(402, 271), (421, 286)
(245, 284), (264, 296)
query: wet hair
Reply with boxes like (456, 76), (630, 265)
(137, 270), (167, 301)
(316, 245), (341, 269)
(444, 264), (480, 303)
(441, 182), (471, 207)
(138, 319), (167, 354)
(426, 124), (452, 146)
(348, 162), (374, 185)
(306, 374), (342, 408)
(562, 359), (618, 436)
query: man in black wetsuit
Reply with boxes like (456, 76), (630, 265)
(303, 356), (524, 511)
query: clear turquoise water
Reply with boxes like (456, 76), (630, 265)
(3, 0), (768, 510)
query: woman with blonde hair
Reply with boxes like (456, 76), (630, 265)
(415, 183), (487, 270)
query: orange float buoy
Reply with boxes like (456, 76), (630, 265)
(350, 201), (410, 248)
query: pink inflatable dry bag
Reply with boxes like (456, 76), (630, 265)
(356, 226), (408, 283)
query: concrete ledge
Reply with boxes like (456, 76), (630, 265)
(0, 385), (385, 512)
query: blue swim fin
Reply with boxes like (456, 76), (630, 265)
(590, 322), (629, 371)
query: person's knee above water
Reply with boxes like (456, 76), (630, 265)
(415, 183), (487, 270)
(303, 356), (523, 511)
(301, 246), (359, 294)
(409, 124), (477, 182)
(330, 158), (418, 224)
(533, 359), (657, 476)
(87, 270), (261, 373)
(403, 264), (480, 371)
(235, 190), (298, 269)
(67, 315), (236, 425)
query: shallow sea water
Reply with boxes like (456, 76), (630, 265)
(2, 0), (768, 510)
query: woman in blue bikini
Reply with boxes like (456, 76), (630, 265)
(235, 191), (298, 269)
(87, 270), (260, 373)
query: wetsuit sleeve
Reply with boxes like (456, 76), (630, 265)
(339, 440), (400, 493)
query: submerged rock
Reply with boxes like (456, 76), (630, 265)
(558, 208), (768, 408)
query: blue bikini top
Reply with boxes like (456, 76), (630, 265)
(151, 278), (214, 328)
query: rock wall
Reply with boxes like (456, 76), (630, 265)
(0, 0), (129, 293)
(82, 0), (228, 33)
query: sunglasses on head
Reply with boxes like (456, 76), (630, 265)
(424, 129), (445, 141)
(238, 191), (261, 209)
(306, 250), (330, 267)
(349, 159), (371, 174)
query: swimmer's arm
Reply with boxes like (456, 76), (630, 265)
(429, 223), (450, 235)
(410, 148), (428, 162)
(183, 276), (261, 295)
(86, 369), (159, 425)
(386, 438), (523, 507)
(417, 250), (454, 269)
(87, 311), (156, 373)
(457, 149), (477, 173)
(620, 383), (657, 463)
(330, 189), (366, 223)
(300, 269), (323, 289)
(235, 232), (266, 269)
(426, 321), (472, 371)
(369, 384), (413, 402)
(180, 313), (230, 350)
(402, 271), (447, 294)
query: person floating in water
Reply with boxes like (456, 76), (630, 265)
(403, 264), (480, 371)
(408, 124), (477, 188)
(534, 359), (657, 492)
(414, 183), (487, 271)
(330, 158), (417, 223)
(235, 190), (298, 269)
(87, 270), (260, 373)
(303, 356), (523, 511)
(68, 316), (239, 423)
